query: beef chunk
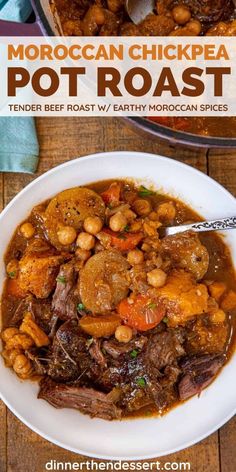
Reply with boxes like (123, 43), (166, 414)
(26, 347), (48, 375)
(89, 339), (107, 367)
(38, 377), (121, 420)
(182, 0), (235, 24)
(102, 335), (147, 359)
(99, 329), (185, 412)
(143, 330), (185, 410)
(178, 353), (225, 400)
(48, 319), (92, 382)
(10, 296), (53, 334)
(52, 262), (78, 320)
(145, 331), (185, 372)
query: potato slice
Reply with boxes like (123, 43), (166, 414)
(79, 250), (130, 314)
(80, 314), (121, 337)
(44, 187), (105, 250)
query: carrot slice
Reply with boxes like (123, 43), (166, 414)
(80, 314), (121, 337)
(117, 295), (165, 331)
(101, 183), (121, 205)
(103, 228), (143, 251)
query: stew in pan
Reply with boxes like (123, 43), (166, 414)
(52, 0), (236, 138)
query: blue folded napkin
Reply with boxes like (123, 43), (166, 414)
(0, 0), (39, 173)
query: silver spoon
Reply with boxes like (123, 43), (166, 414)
(162, 216), (236, 237)
(125, 0), (155, 24)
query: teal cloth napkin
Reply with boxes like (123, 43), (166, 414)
(0, 0), (39, 173)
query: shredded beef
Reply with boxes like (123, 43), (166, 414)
(38, 377), (122, 420)
(48, 319), (93, 382)
(52, 262), (78, 320)
(178, 353), (225, 400)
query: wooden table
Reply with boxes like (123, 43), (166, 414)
(0, 117), (235, 472)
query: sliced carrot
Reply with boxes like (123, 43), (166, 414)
(117, 295), (165, 331)
(103, 228), (143, 251)
(80, 314), (121, 337)
(101, 183), (121, 205)
(6, 278), (28, 298)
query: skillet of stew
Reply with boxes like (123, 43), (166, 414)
(51, 0), (236, 138)
(1, 180), (236, 420)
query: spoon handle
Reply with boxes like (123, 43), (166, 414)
(165, 217), (236, 236)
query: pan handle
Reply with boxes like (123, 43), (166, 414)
(0, 19), (43, 36)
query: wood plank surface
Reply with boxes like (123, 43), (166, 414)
(0, 117), (235, 472)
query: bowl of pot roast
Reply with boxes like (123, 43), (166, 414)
(0, 152), (235, 458)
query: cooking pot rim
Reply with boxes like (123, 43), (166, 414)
(127, 117), (236, 148)
(31, 1), (236, 147)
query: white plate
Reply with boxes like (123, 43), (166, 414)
(0, 152), (235, 459)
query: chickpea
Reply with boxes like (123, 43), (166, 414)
(76, 232), (95, 250)
(156, 202), (176, 222)
(5, 333), (34, 351)
(1, 327), (19, 342)
(57, 226), (77, 245)
(149, 211), (158, 221)
(13, 354), (32, 377)
(210, 309), (226, 324)
(109, 212), (127, 232)
(84, 216), (103, 235)
(6, 259), (19, 279)
(141, 242), (152, 252)
(2, 348), (22, 367)
(147, 269), (167, 288)
(123, 209), (137, 222)
(133, 199), (152, 216)
(83, 5), (105, 35)
(127, 249), (144, 265)
(75, 248), (91, 261)
(187, 19), (202, 35)
(115, 325), (133, 343)
(20, 222), (35, 239)
(129, 220), (143, 233)
(107, 0), (122, 13)
(172, 5), (191, 25)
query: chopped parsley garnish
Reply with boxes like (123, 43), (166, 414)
(162, 317), (168, 324)
(8, 271), (16, 279)
(147, 303), (157, 310)
(86, 337), (94, 348)
(77, 303), (91, 314)
(117, 233), (127, 240)
(130, 349), (138, 359)
(138, 185), (154, 197)
(136, 377), (146, 388)
(56, 275), (66, 284)
(124, 224), (130, 232)
(77, 303), (85, 311)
